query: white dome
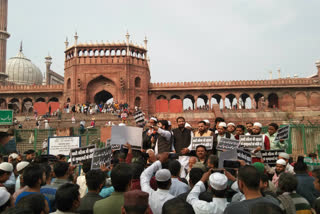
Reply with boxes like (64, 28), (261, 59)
(5, 49), (43, 85)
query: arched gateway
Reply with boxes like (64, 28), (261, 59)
(94, 90), (113, 104)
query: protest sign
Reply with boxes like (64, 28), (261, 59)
(218, 149), (238, 168)
(69, 145), (96, 165)
(91, 144), (112, 170)
(260, 150), (285, 166)
(237, 148), (252, 164)
(190, 136), (213, 150)
(217, 138), (240, 151)
(275, 125), (290, 141)
(110, 126), (143, 149)
(239, 135), (263, 150)
(48, 136), (80, 156)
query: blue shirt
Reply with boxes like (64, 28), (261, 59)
(15, 191), (52, 212)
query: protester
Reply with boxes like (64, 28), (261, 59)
(77, 160), (92, 198)
(224, 166), (279, 214)
(15, 161), (29, 191)
(227, 123), (236, 135)
(277, 172), (312, 213)
(52, 183), (80, 214)
(0, 188), (11, 213)
(266, 123), (286, 150)
(312, 168), (320, 213)
(140, 152), (174, 214)
(78, 170), (105, 214)
(194, 121), (213, 137)
(94, 163), (132, 214)
(168, 160), (189, 196)
(271, 159), (287, 188)
(213, 122), (233, 154)
(40, 161), (71, 210)
(187, 170), (229, 214)
(0, 162), (13, 190)
(15, 164), (51, 211)
(142, 117), (159, 150)
(294, 156), (320, 205)
(24, 150), (36, 162)
(245, 122), (253, 135)
(121, 190), (150, 214)
(163, 197), (195, 214)
(278, 152), (294, 174)
(16, 193), (49, 214)
(152, 120), (172, 154)
(234, 125), (245, 140)
(195, 145), (207, 164)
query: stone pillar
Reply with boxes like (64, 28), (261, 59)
(208, 95), (212, 110)
(194, 96), (197, 110)
(249, 94), (254, 109)
(0, 0), (10, 84)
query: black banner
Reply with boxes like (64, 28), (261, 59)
(275, 126), (289, 141)
(190, 136), (213, 150)
(91, 144), (112, 170)
(237, 148), (252, 164)
(239, 135), (263, 150)
(260, 150), (285, 166)
(69, 145), (96, 165)
(217, 138), (240, 151)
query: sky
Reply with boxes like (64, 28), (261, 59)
(6, 0), (320, 82)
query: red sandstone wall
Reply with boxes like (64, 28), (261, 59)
(169, 99), (183, 113)
(34, 102), (60, 115)
(156, 99), (168, 113)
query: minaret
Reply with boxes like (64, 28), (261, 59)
(45, 54), (52, 85)
(125, 30), (130, 56)
(0, 0), (10, 84)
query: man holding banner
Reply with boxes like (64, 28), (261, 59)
(152, 120), (172, 155)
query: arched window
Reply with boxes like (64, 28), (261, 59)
(67, 78), (71, 89)
(135, 77), (141, 88)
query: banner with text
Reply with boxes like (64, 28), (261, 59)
(218, 149), (238, 168)
(275, 125), (290, 141)
(69, 145), (96, 165)
(48, 136), (80, 156)
(190, 136), (213, 150)
(237, 148), (252, 164)
(260, 150), (285, 166)
(217, 138), (240, 151)
(91, 144), (112, 170)
(239, 135), (263, 150)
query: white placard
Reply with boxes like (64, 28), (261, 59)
(48, 136), (80, 156)
(110, 126), (143, 147)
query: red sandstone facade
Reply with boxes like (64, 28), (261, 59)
(0, 33), (319, 125)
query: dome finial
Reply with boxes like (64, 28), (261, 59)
(19, 41), (23, 52)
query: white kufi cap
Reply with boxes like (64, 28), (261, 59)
(218, 122), (227, 128)
(16, 161), (30, 172)
(0, 188), (10, 206)
(279, 152), (290, 160)
(0, 162), (13, 172)
(155, 169), (171, 182)
(253, 122), (262, 128)
(209, 172), (228, 190)
(276, 159), (287, 166)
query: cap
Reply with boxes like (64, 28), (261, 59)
(218, 122), (227, 128)
(24, 149), (35, 155)
(185, 123), (191, 128)
(9, 153), (18, 160)
(150, 117), (158, 122)
(253, 122), (262, 128)
(118, 123), (126, 126)
(227, 123), (236, 127)
(252, 162), (265, 174)
(0, 162), (13, 172)
(276, 159), (287, 166)
(0, 188), (10, 206)
(204, 120), (210, 124)
(168, 121), (171, 126)
(124, 190), (149, 207)
(155, 169), (171, 182)
(209, 172), (228, 190)
(16, 161), (30, 172)
(279, 152), (290, 160)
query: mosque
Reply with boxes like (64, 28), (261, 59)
(0, 0), (319, 125)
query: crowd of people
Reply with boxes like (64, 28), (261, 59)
(63, 101), (130, 116)
(0, 116), (319, 214)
